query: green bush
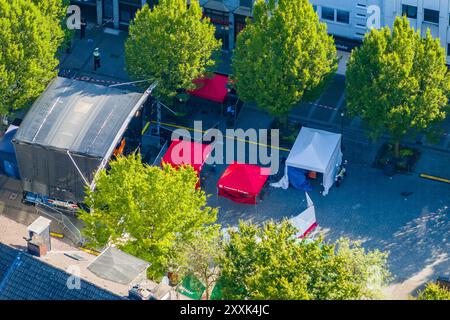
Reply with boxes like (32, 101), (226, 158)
(416, 283), (450, 300)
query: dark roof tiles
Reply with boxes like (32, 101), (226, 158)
(0, 243), (120, 300)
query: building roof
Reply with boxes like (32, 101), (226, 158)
(88, 247), (150, 285)
(234, 5), (253, 17)
(0, 243), (120, 300)
(13, 77), (143, 159)
(286, 127), (342, 173)
(203, 0), (230, 12)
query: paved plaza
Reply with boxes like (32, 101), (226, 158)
(197, 104), (450, 299)
(2, 25), (447, 299)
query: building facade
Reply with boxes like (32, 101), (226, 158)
(71, 0), (156, 29)
(71, 0), (254, 51)
(71, 0), (450, 60)
(310, 0), (450, 62)
(198, 0), (254, 51)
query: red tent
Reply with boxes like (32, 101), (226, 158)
(217, 162), (270, 205)
(161, 140), (212, 174)
(189, 73), (228, 103)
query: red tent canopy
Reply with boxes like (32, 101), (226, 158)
(217, 162), (270, 205)
(161, 140), (212, 174)
(189, 73), (228, 103)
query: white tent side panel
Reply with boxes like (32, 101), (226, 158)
(322, 138), (343, 195)
(289, 206), (317, 238)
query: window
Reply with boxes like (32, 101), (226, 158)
(204, 9), (230, 50)
(336, 10), (350, 24)
(312, 5), (317, 12)
(424, 8), (439, 24)
(322, 7), (335, 21)
(402, 5), (417, 19)
(447, 43), (450, 56)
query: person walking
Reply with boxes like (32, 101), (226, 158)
(80, 18), (87, 40)
(93, 48), (101, 71)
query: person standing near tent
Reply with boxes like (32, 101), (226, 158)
(93, 48), (101, 71)
(80, 18), (87, 40)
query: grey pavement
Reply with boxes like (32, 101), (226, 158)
(199, 114), (450, 298)
(0, 176), (83, 246)
(59, 25), (233, 88)
(59, 24), (130, 86)
(287, 73), (450, 155)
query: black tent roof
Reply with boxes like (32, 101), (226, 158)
(13, 77), (143, 159)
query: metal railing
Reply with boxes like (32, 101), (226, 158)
(35, 202), (84, 246)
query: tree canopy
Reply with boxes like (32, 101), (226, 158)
(232, 0), (337, 118)
(178, 230), (223, 300)
(0, 0), (65, 115)
(346, 16), (450, 155)
(220, 221), (391, 300)
(416, 283), (450, 300)
(32, 0), (68, 28)
(125, 0), (221, 104)
(79, 154), (219, 280)
(32, 0), (73, 44)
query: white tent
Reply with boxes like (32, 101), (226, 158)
(221, 193), (317, 240)
(289, 192), (317, 238)
(272, 127), (342, 195)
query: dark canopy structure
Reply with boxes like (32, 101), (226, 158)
(217, 162), (270, 205)
(0, 128), (20, 179)
(161, 140), (213, 174)
(13, 77), (149, 203)
(189, 73), (228, 103)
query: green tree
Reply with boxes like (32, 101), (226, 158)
(79, 154), (219, 280)
(232, 0), (337, 122)
(346, 16), (450, 157)
(416, 283), (450, 300)
(32, 0), (72, 46)
(125, 0), (221, 104)
(220, 221), (391, 300)
(32, 0), (68, 27)
(178, 230), (223, 300)
(0, 0), (65, 115)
